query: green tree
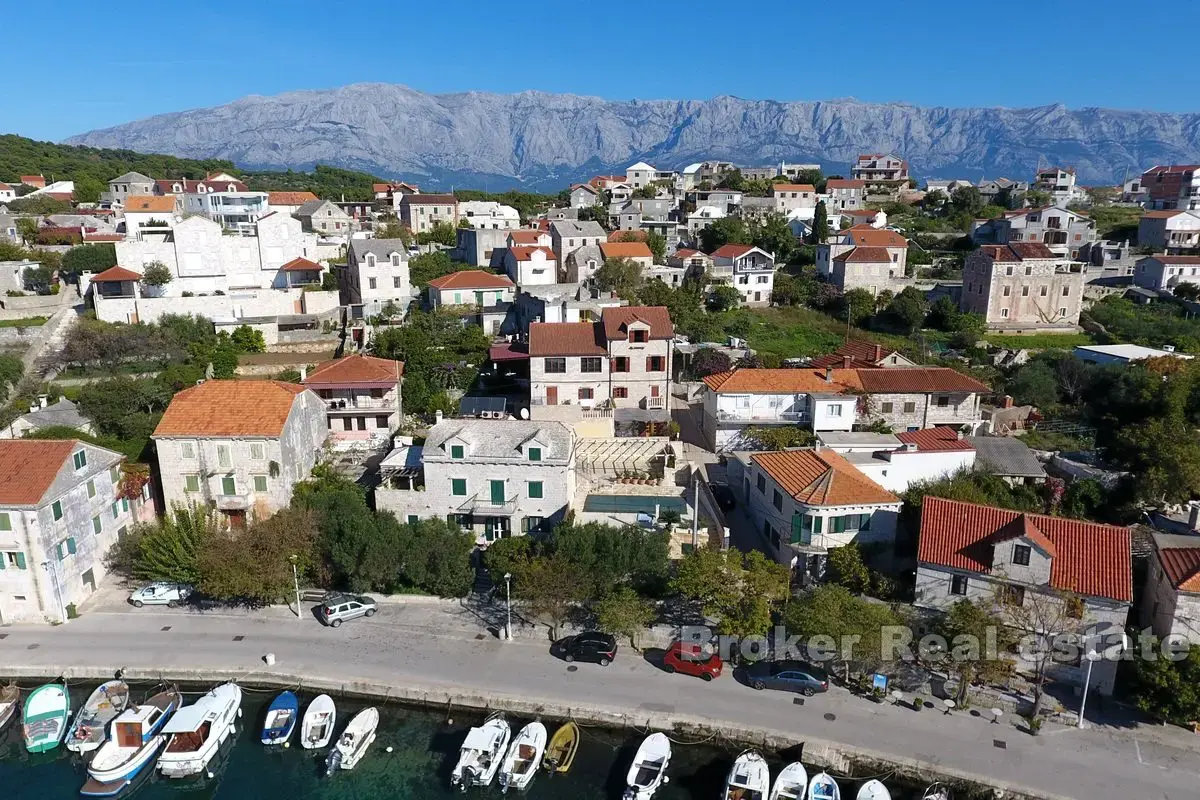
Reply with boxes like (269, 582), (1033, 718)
(1114, 418), (1200, 505)
(1061, 479), (1105, 520)
(1007, 362), (1059, 409)
(595, 586), (656, 649)
(197, 509), (319, 602)
(717, 168), (746, 191)
(550, 521), (669, 597)
(482, 535), (535, 586)
(743, 425), (815, 451)
(886, 286), (928, 333)
(645, 231), (667, 264)
(950, 185), (985, 217)
(841, 288), (875, 327)
(408, 251), (455, 287)
(73, 176), (105, 204)
(131, 504), (221, 584)
(632, 185), (657, 199)
(691, 348), (733, 377)
(395, 517), (476, 597)
(753, 213), (796, 264)
(699, 216), (750, 254)
(8, 195), (72, 215)
(825, 544), (871, 594)
(230, 324), (266, 353)
(671, 548), (788, 638)
(376, 221), (414, 246)
(936, 599), (1015, 705)
(707, 284), (742, 312)
(1026, 189), (1052, 207)
(782, 584), (902, 679)
(15, 218), (39, 245)
(1132, 644), (1200, 725)
(140, 261), (173, 289)
(516, 553), (587, 639)
(60, 243), (116, 278)
(923, 190), (947, 212)
(417, 220), (457, 246)
(595, 256), (644, 300)
(810, 201), (830, 245)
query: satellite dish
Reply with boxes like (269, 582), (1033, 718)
(519, 407), (530, 419)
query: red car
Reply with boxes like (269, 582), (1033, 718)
(663, 641), (723, 681)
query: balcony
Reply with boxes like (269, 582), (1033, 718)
(644, 396), (666, 410)
(462, 494), (518, 516)
(214, 491), (254, 511)
(324, 397), (395, 411)
(717, 409), (810, 424)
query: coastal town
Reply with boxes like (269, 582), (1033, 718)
(4, 141), (1200, 799)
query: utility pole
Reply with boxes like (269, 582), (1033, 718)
(691, 470), (699, 549)
(289, 554), (301, 620)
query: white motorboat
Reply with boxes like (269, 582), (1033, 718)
(724, 750), (771, 800)
(770, 762), (809, 800)
(301, 694), (337, 750)
(325, 706), (378, 774)
(622, 732), (671, 800)
(0, 683), (20, 735)
(81, 687), (182, 797)
(157, 683), (242, 779)
(450, 713), (511, 790)
(856, 779), (891, 800)
(807, 771), (841, 800)
(67, 680), (131, 754)
(498, 721), (547, 793)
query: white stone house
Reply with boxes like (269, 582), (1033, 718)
(599, 241), (654, 271)
(376, 418), (577, 543)
(625, 162), (658, 189)
(343, 238), (413, 317)
(1141, 532), (1200, 640)
(961, 243), (1084, 332)
(302, 355), (403, 450)
(427, 270), (516, 335)
(120, 195), (178, 238)
(1133, 254), (1200, 293)
(1137, 210), (1200, 253)
(823, 179), (866, 211)
(504, 245), (559, 287)
(708, 244), (775, 306)
(569, 184), (600, 208)
(817, 427), (977, 494)
(0, 439), (138, 624)
(459, 201), (520, 230)
(400, 193), (459, 233)
(916, 496), (1133, 695)
(971, 207), (1095, 259)
(152, 380), (329, 527)
(549, 220), (606, 265)
(296, 199), (358, 234)
(816, 225), (909, 294)
(773, 184), (817, 214)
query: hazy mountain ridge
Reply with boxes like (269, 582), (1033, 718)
(65, 83), (1200, 191)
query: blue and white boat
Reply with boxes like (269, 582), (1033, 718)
(260, 691), (298, 746)
(81, 687), (183, 797)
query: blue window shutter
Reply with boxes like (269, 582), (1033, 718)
(66, 537), (77, 555)
(14, 552), (25, 570)
(0, 553), (5, 570)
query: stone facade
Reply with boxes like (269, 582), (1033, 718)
(866, 391), (981, 432)
(961, 245), (1085, 332)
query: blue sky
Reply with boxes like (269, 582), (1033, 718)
(8, 0), (1197, 142)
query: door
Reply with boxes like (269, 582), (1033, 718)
(490, 480), (505, 505)
(546, 386), (558, 405)
(226, 509), (247, 529)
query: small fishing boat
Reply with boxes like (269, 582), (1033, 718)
(498, 721), (547, 793)
(23, 682), (71, 753)
(770, 762), (809, 800)
(856, 780), (891, 800)
(300, 694), (336, 750)
(542, 721), (579, 774)
(807, 772), (841, 800)
(0, 683), (19, 734)
(724, 750), (770, 800)
(260, 691), (298, 746)
(922, 783), (951, 800)
(157, 682), (242, 779)
(325, 706), (378, 774)
(450, 713), (510, 790)
(67, 680), (131, 754)
(81, 687), (182, 797)
(622, 732), (671, 800)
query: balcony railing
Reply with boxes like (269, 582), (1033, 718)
(461, 494), (519, 516)
(215, 491), (254, 511)
(717, 410), (810, 423)
(324, 397), (394, 410)
(644, 396), (666, 410)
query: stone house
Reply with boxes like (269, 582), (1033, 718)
(855, 368), (988, 433)
(0, 398), (95, 440)
(104, 171), (155, 205)
(1141, 532), (1200, 640)
(823, 179), (866, 211)
(343, 238), (412, 317)
(961, 243), (1084, 332)
(807, 340), (917, 370)
(1140, 164), (1200, 211)
(400, 193), (458, 234)
(152, 380), (329, 527)
(458, 201), (519, 230)
(302, 355), (403, 450)
(1137, 210), (1200, 253)
(564, 244), (604, 283)
(120, 195), (178, 239)
(772, 184), (817, 214)
(851, 154), (909, 199)
(569, 183), (600, 208)
(549, 220), (606, 265)
(816, 225), (909, 294)
(504, 245), (558, 287)
(295, 199), (357, 234)
(266, 191), (320, 216)
(599, 241), (654, 271)
(971, 207), (1095, 259)
(376, 418), (577, 544)
(0, 439), (140, 624)
(916, 496), (1132, 695)
(625, 161), (658, 189)
(426, 270), (516, 335)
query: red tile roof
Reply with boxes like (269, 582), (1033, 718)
(674, 248), (703, 259)
(91, 265), (142, 282)
(84, 233), (123, 242)
(508, 230), (546, 245)
(529, 321), (606, 356)
(980, 243), (1058, 261)
(508, 245), (556, 263)
(918, 497), (1132, 602)
(1142, 209), (1185, 219)
(833, 245), (893, 263)
(280, 257), (322, 272)
(402, 193), (456, 205)
(752, 449), (899, 507)
(826, 179), (866, 190)
(600, 241), (653, 260)
(124, 195), (177, 213)
(267, 191), (319, 206)
(153, 380), (309, 438)
(601, 306), (674, 340)
(710, 243), (755, 259)
(844, 225), (907, 248)
(808, 340), (899, 369)
(703, 368), (861, 394)
(896, 427), (974, 452)
(304, 354), (402, 386)
(608, 229), (649, 243)
(856, 367), (991, 394)
(0, 440), (79, 505)
(427, 270), (515, 290)
(1158, 546), (1200, 593)
(773, 184), (816, 194)
(1151, 255), (1200, 265)
(20, 175), (45, 186)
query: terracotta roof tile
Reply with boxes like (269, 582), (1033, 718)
(833, 245), (893, 263)
(91, 265), (142, 282)
(427, 270), (515, 290)
(773, 184), (816, 193)
(508, 246), (555, 262)
(280, 257), (322, 272)
(267, 191), (319, 206)
(844, 225), (907, 248)
(896, 427), (974, 452)
(1159, 547), (1200, 593)
(703, 368), (861, 394)
(508, 230), (546, 245)
(153, 380), (309, 438)
(601, 306), (674, 340)
(0, 440), (78, 505)
(710, 243), (756, 259)
(917, 497), (1132, 602)
(1142, 209), (1185, 219)
(304, 354), (402, 386)
(608, 229), (648, 242)
(856, 367), (990, 394)
(826, 179), (866, 190)
(808, 340), (898, 369)
(123, 195), (177, 213)
(980, 243), (1058, 261)
(1151, 255), (1200, 265)
(752, 449), (899, 507)
(529, 321), (605, 356)
(600, 241), (653, 259)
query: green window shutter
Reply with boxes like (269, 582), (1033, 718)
(52, 500), (63, 521)
(0, 553), (5, 570)
(253, 476), (268, 493)
(528, 447), (541, 462)
(221, 476), (236, 495)
(111, 502), (119, 519)
(66, 537), (77, 555)
(528, 481), (543, 499)
(832, 516), (846, 533)
(490, 480), (505, 505)
(812, 516), (823, 534)
(860, 513), (871, 531)
(14, 552), (26, 570)
(451, 478), (466, 496)
(0, 512), (10, 531)
(450, 445), (464, 459)
(184, 475), (199, 493)
(92, 516), (101, 535)
(791, 515), (803, 544)
(121, 498), (129, 512)
(87, 479), (96, 498)
(407, 515), (418, 524)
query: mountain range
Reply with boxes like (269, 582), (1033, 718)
(65, 83), (1200, 192)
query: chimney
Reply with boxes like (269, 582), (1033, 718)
(1001, 395), (1014, 409)
(1190, 503), (1200, 532)
(299, 365), (307, 382)
(824, 367), (833, 383)
(434, 410), (444, 425)
(873, 344), (883, 361)
(38, 394), (48, 409)
(842, 355), (853, 369)
(956, 430), (964, 440)
(904, 443), (918, 452)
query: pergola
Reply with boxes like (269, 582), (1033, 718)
(575, 436), (674, 475)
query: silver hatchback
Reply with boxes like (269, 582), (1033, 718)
(318, 593), (377, 627)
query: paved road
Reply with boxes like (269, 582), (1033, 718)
(2, 603), (1197, 799)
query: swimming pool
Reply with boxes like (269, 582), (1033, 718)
(583, 494), (687, 514)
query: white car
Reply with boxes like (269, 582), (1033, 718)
(128, 582), (193, 608)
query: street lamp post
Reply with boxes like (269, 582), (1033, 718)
(1077, 622), (1126, 729)
(289, 555), (301, 620)
(503, 572), (512, 642)
(41, 561), (66, 624)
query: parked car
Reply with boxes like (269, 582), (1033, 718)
(557, 631), (618, 666)
(318, 593), (378, 627)
(743, 660), (829, 696)
(662, 641), (723, 681)
(709, 483), (736, 511)
(128, 582), (192, 608)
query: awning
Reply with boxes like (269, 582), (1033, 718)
(489, 343), (529, 362)
(381, 446), (424, 477)
(161, 704), (210, 733)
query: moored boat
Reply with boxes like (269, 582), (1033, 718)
(23, 683), (71, 753)
(325, 706), (378, 774)
(67, 680), (131, 754)
(81, 687), (182, 797)
(498, 721), (547, 793)
(157, 682), (242, 779)
(724, 750), (770, 800)
(807, 772), (841, 800)
(922, 783), (951, 800)
(622, 732), (671, 800)
(300, 694), (336, 750)
(0, 683), (19, 734)
(856, 779), (890, 800)
(260, 690), (298, 746)
(450, 712), (510, 790)
(542, 720), (579, 774)
(770, 762), (809, 800)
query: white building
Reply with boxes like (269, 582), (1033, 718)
(772, 184), (817, 214)
(156, 174), (269, 231)
(302, 355), (403, 450)
(817, 428), (976, 494)
(1073, 343), (1193, 366)
(1137, 210), (1200, 253)
(708, 244), (775, 306)
(120, 195), (178, 239)
(504, 245), (558, 287)
(343, 238), (413, 317)
(625, 162), (658, 189)
(427, 270), (516, 335)
(458, 201), (520, 230)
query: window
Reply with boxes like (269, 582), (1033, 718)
(903, 402), (916, 413)
(756, 275), (768, 284)
(376, 415), (389, 428)
(0, 512), (8, 531)
(73, 450), (87, 470)
(772, 489), (783, 511)
(1000, 584), (1026, 606)
(1024, 265), (1032, 276)
(221, 476), (236, 496)
(1000, 308), (1009, 318)
(522, 516), (544, 534)
(578, 387), (593, 400)
(630, 329), (648, 343)
(1059, 307), (1067, 317)
(936, 395), (949, 407)
(250, 443), (265, 461)
(1012, 544), (1032, 566)
(52, 500), (63, 521)
(1002, 286), (1011, 297)
(5, 551), (28, 569)
(1005, 266), (1013, 276)
(450, 445), (464, 459)
(646, 356), (665, 372)
(407, 515), (419, 524)
(342, 418), (353, 431)
(831, 513), (871, 533)
(111, 502), (119, 519)
(1040, 285), (1048, 297)
(756, 473), (766, 494)
(247, 475), (266, 494)
(527, 447), (541, 462)
(613, 386), (628, 398)
(393, 277), (403, 289)
(1021, 286), (1029, 297)
(217, 445), (231, 468)
(181, 441), (196, 459)
(184, 475), (200, 493)
(92, 515), (102, 535)
(580, 357), (603, 373)
(950, 575), (968, 596)
(544, 357), (566, 374)
(56, 537), (76, 560)
(880, 402), (893, 414)
(613, 357), (629, 373)
(391, 254), (401, 266)
(368, 278), (377, 290)
(85, 479), (96, 499)
(451, 478), (467, 496)
(528, 481), (544, 499)
(1062, 286), (1070, 297)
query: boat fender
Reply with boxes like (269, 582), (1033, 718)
(284, 742), (290, 748)
(386, 746), (394, 753)
(237, 709), (243, 718)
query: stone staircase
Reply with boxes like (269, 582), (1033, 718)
(18, 302), (82, 390)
